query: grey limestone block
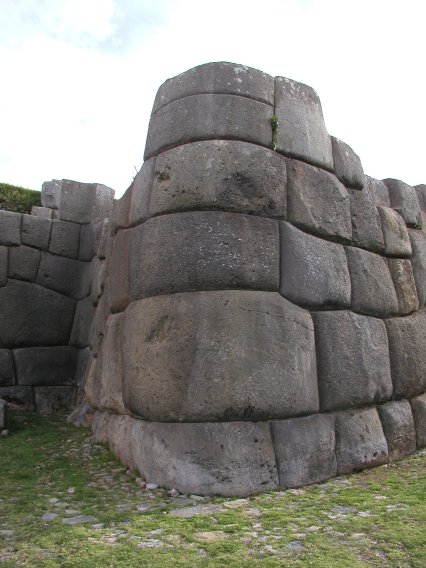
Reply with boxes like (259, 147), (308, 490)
(14, 346), (78, 386)
(37, 253), (90, 299)
(153, 62), (274, 112)
(384, 178), (422, 228)
(31, 206), (52, 219)
(313, 310), (393, 412)
(279, 221), (350, 309)
(149, 140), (287, 219)
(0, 280), (75, 347)
(0, 246), (7, 286)
(144, 94), (273, 160)
(59, 180), (114, 224)
(274, 76), (333, 170)
(348, 189), (384, 253)
(0, 398), (6, 429)
(408, 229), (426, 308)
(410, 393), (426, 448)
(90, 257), (106, 306)
(130, 211), (280, 301)
(8, 245), (41, 282)
(334, 408), (389, 474)
(94, 313), (126, 415)
(345, 246), (398, 317)
(70, 296), (95, 348)
(286, 159), (351, 242)
(385, 310), (426, 398)
(49, 219), (80, 258)
(122, 290), (319, 422)
(41, 180), (61, 209)
(0, 350), (14, 386)
(378, 206), (412, 257)
(34, 386), (76, 414)
(129, 158), (155, 227)
(0, 386), (34, 408)
(21, 215), (52, 250)
(377, 400), (416, 461)
(388, 259), (419, 315)
(271, 414), (337, 488)
(129, 420), (279, 497)
(109, 229), (131, 313)
(363, 176), (390, 207)
(113, 185), (131, 231)
(331, 137), (365, 189)
(0, 210), (21, 245)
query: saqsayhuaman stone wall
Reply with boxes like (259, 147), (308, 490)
(2, 62), (426, 495)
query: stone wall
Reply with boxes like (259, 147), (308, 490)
(0, 180), (114, 412)
(2, 62), (426, 495)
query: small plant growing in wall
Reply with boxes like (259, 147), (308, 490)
(271, 115), (279, 151)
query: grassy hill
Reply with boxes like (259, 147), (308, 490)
(0, 182), (41, 214)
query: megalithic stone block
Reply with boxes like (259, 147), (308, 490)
(377, 400), (416, 461)
(122, 291), (318, 422)
(34, 386), (76, 413)
(41, 180), (61, 209)
(8, 245), (41, 282)
(408, 229), (426, 308)
(14, 346), (78, 386)
(0, 210), (21, 246)
(0, 350), (14, 387)
(37, 253), (90, 299)
(274, 77), (333, 170)
(388, 259), (419, 316)
(59, 180), (115, 224)
(378, 206), (412, 257)
(21, 215), (52, 250)
(331, 137), (365, 190)
(49, 220), (80, 259)
(363, 176), (390, 207)
(149, 140), (287, 219)
(153, 62), (274, 112)
(0, 246), (7, 286)
(410, 393), (426, 448)
(348, 188), (384, 253)
(109, 229), (131, 313)
(383, 178), (423, 228)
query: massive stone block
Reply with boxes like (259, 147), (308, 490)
(286, 159), (351, 242)
(144, 94), (273, 160)
(331, 137), (365, 189)
(378, 206), (412, 257)
(113, 185), (132, 231)
(149, 140), (287, 219)
(41, 180), (61, 209)
(384, 178), (422, 228)
(122, 291), (318, 422)
(21, 215), (52, 250)
(0, 280), (75, 347)
(415, 184), (426, 226)
(0, 398), (6, 429)
(345, 247), (398, 317)
(128, 158), (155, 227)
(37, 253), (90, 299)
(0, 386), (34, 408)
(59, 180), (114, 224)
(14, 346), (78, 386)
(334, 408), (389, 474)
(377, 401), (416, 461)
(410, 393), (426, 448)
(313, 311), (393, 411)
(274, 77), (333, 169)
(34, 386), (76, 413)
(153, 62), (274, 111)
(279, 222), (350, 309)
(8, 245), (41, 282)
(49, 219), (80, 258)
(130, 211), (280, 301)
(0, 246), (7, 286)
(70, 296), (95, 348)
(348, 189), (384, 253)
(129, 420), (279, 497)
(109, 229), (131, 313)
(0, 350), (14, 387)
(88, 279), (110, 357)
(79, 219), (105, 261)
(363, 176), (390, 207)
(0, 210), (21, 246)
(385, 311), (426, 398)
(271, 414), (337, 488)
(388, 259), (419, 315)
(90, 257), (106, 306)
(408, 229), (426, 308)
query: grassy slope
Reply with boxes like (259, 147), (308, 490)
(0, 411), (425, 567)
(0, 182), (41, 214)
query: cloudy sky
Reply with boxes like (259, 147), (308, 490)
(0, 0), (424, 198)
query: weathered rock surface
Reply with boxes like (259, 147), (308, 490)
(0, 397), (6, 429)
(408, 229), (426, 308)
(31, 206), (52, 219)
(149, 140), (287, 218)
(129, 419), (279, 496)
(286, 159), (351, 242)
(128, 159), (155, 227)
(0, 246), (8, 286)
(0, 280), (75, 347)
(384, 178), (422, 228)
(388, 259), (419, 315)
(49, 220), (80, 258)
(345, 247), (398, 317)
(14, 346), (78, 386)
(313, 311), (393, 411)
(88, 280), (110, 357)
(0, 386), (34, 408)
(34, 386), (76, 413)
(122, 291), (318, 421)
(363, 176), (390, 207)
(0, 210), (21, 246)
(0, 350), (14, 386)
(59, 180), (114, 224)
(144, 94), (273, 160)
(130, 211), (279, 301)
(377, 401), (416, 461)
(37, 253), (90, 299)
(331, 137), (365, 189)
(70, 296), (95, 348)
(274, 77), (333, 169)
(279, 222), (350, 309)
(348, 189), (384, 252)
(334, 408), (388, 474)
(271, 414), (337, 488)
(41, 180), (61, 209)
(8, 245), (41, 282)
(410, 393), (426, 448)
(378, 206), (412, 257)
(109, 229), (131, 313)
(385, 311), (426, 397)
(21, 215), (52, 250)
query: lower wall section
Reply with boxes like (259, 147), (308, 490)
(81, 393), (426, 496)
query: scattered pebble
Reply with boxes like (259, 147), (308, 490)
(145, 483), (158, 491)
(62, 515), (98, 525)
(138, 539), (164, 548)
(288, 541), (305, 552)
(42, 513), (58, 522)
(194, 531), (229, 543)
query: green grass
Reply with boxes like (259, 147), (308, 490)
(0, 182), (41, 214)
(0, 411), (425, 567)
